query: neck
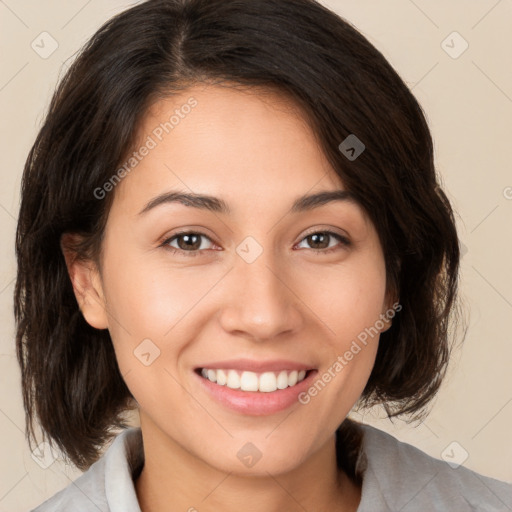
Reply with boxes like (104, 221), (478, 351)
(134, 417), (361, 512)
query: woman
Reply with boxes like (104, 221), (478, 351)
(15, 0), (512, 511)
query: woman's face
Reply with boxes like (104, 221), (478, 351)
(77, 83), (393, 475)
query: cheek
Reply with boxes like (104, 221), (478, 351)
(304, 251), (387, 341)
(299, 264), (385, 415)
(102, 251), (204, 337)
(301, 248), (386, 400)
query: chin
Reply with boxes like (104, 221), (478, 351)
(198, 439), (308, 477)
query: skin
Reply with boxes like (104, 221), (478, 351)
(63, 83), (395, 512)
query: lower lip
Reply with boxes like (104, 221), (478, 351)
(193, 369), (318, 416)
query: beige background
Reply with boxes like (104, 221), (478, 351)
(1, 0), (511, 510)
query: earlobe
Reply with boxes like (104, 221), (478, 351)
(380, 316), (393, 333)
(60, 234), (109, 330)
(380, 293), (400, 333)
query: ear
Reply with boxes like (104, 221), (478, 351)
(60, 233), (109, 330)
(379, 289), (400, 333)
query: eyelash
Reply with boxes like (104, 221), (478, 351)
(160, 230), (351, 258)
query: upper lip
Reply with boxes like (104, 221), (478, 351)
(196, 359), (315, 373)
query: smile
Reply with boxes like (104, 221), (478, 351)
(197, 368), (312, 393)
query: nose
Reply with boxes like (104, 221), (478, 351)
(217, 247), (303, 342)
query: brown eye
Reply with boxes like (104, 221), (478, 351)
(296, 231), (350, 254)
(162, 232), (215, 257)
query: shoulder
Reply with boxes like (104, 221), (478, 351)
(31, 428), (143, 512)
(30, 454), (109, 512)
(354, 421), (512, 512)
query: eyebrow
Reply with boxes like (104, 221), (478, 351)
(138, 189), (358, 216)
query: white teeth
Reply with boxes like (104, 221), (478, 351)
(226, 369), (241, 389)
(240, 371), (259, 391)
(216, 369), (227, 386)
(260, 372), (277, 392)
(277, 370), (290, 389)
(200, 368), (309, 392)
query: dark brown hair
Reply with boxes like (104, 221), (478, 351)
(15, 0), (463, 471)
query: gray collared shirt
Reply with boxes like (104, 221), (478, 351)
(31, 423), (512, 511)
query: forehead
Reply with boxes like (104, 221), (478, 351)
(139, 82), (324, 160)
(110, 83), (368, 223)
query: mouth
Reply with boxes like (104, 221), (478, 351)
(194, 367), (315, 393)
(193, 366), (318, 415)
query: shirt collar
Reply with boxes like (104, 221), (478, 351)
(104, 420), (371, 512)
(104, 427), (144, 512)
